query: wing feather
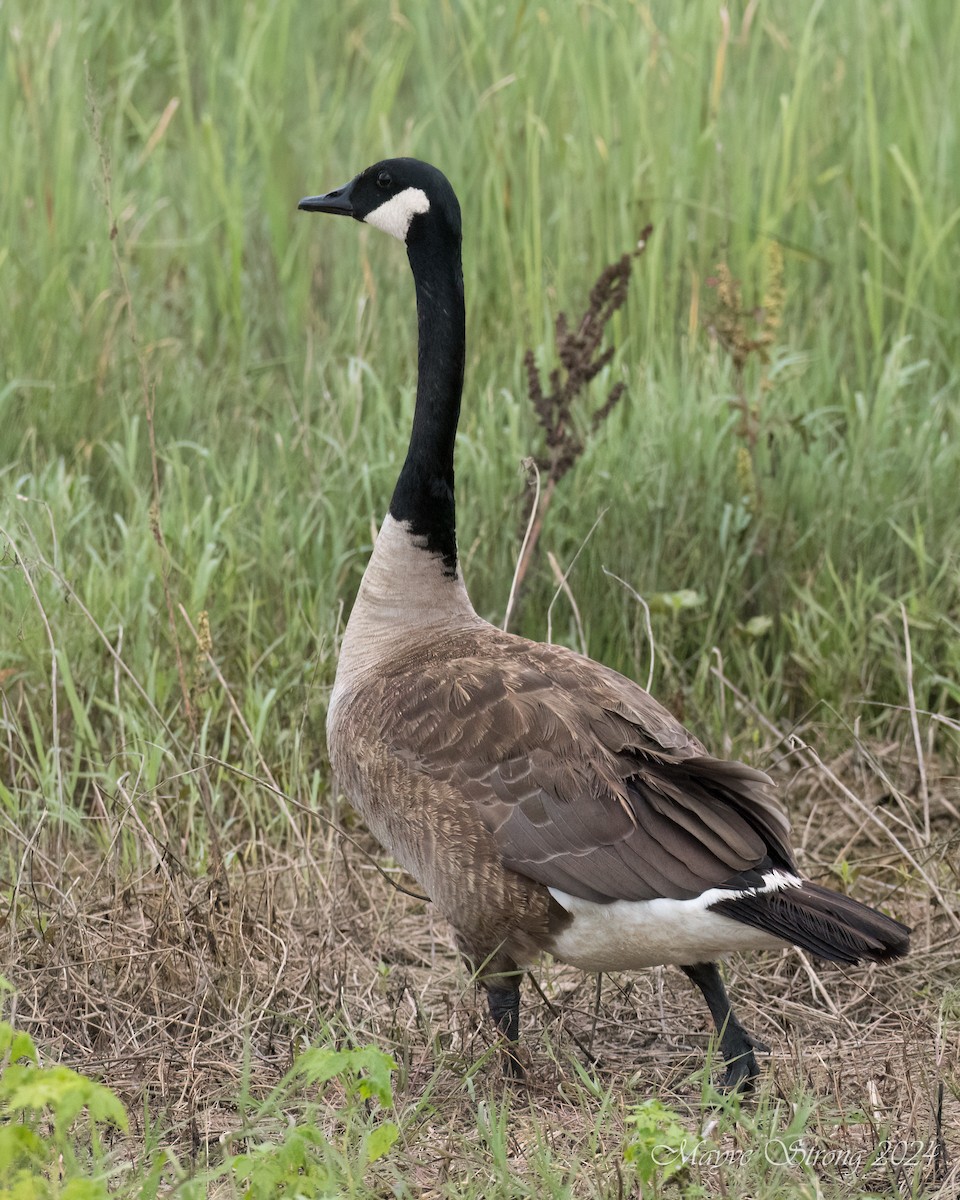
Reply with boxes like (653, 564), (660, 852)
(367, 628), (795, 903)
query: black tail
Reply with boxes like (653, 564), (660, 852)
(710, 880), (910, 964)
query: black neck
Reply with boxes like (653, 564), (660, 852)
(388, 231), (465, 577)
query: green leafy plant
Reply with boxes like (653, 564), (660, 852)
(624, 1098), (691, 1191)
(0, 1020), (127, 1199)
(222, 1045), (399, 1199)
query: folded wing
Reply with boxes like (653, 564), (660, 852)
(372, 630), (795, 904)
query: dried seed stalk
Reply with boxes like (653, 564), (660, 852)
(505, 227), (652, 628)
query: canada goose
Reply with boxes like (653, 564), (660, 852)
(299, 158), (909, 1087)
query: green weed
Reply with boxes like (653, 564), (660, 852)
(0, 1019), (125, 1199)
(220, 1045), (398, 1198)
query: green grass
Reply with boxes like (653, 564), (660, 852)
(4, 0), (959, 753)
(1, 0), (959, 1195)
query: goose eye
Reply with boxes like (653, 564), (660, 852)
(377, 171), (392, 190)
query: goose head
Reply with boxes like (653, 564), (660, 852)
(299, 157), (461, 248)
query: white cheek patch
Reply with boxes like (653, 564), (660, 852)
(364, 187), (430, 241)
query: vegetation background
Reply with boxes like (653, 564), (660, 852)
(1, 0), (957, 1195)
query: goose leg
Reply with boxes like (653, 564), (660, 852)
(460, 935), (525, 1078)
(486, 982), (523, 1077)
(680, 961), (766, 1090)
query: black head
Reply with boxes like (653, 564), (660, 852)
(298, 158), (461, 246)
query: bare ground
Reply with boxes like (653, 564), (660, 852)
(5, 736), (959, 1197)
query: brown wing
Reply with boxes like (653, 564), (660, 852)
(371, 629), (796, 904)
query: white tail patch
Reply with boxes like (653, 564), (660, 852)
(365, 187), (430, 242)
(548, 870), (801, 971)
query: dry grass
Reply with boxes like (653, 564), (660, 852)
(5, 731), (958, 1196)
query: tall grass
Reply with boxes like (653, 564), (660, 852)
(2, 0), (958, 815)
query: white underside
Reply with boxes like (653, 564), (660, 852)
(548, 870), (800, 971)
